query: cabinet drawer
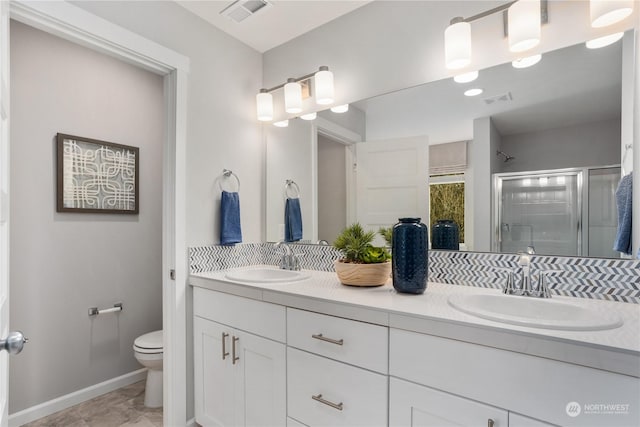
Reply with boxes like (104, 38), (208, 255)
(194, 287), (286, 342)
(287, 308), (388, 373)
(287, 347), (388, 427)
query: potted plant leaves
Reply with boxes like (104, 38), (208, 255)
(333, 223), (391, 286)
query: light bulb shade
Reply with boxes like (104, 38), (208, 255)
(508, 0), (541, 53)
(300, 112), (317, 120)
(273, 120), (289, 128)
(256, 91), (273, 121)
(453, 70), (479, 83)
(284, 80), (303, 113)
(331, 104), (349, 113)
(512, 54), (542, 68)
(445, 21), (471, 70)
(590, 0), (633, 27)
(315, 68), (334, 105)
(586, 32), (624, 48)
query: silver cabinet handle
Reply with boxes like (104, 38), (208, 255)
(0, 331), (28, 355)
(488, 419), (494, 427)
(311, 333), (344, 346)
(232, 336), (240, 364)
(312, 394), (343, 411)
(221, 332), (229, 360)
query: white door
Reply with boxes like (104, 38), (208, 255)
(355, 136), (429, 239)
(0, 1), (11, 425)
(389, 378), (509, 426)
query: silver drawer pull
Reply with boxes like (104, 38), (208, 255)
(312, 394), (343, 411)
(311, 333), (344, 346)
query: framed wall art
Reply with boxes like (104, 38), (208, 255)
(56, 133), (139, 214)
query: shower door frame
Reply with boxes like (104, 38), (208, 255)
(493, 167), (584, 256)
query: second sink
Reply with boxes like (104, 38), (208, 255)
(448, 293), (623, 331)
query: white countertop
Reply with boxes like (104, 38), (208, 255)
(190, 265), (640, 377)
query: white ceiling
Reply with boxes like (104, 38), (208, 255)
(176, 0), (372, 53)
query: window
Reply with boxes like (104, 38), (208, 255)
(429, 174), (465, 243)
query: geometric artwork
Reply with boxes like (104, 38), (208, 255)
(56, 133), (139, 214)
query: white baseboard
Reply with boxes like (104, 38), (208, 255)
(8, 368), (148, 427)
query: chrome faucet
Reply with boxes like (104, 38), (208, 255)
(274, 241), (300, 271)
(503, 252), (551, 298)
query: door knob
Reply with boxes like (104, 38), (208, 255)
(0, 331), (28, 355)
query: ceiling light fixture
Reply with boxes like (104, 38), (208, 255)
(331, 104), (349, 113)
(586, 32), (624, 49)
(512, 54), (542, 68)
(300, 112), (317, 121)
(454, 70), (479, 83)
(464, 88), (483, 97)
(255, 66), (336, 121)
(273, 120), (289, 128)
(590, 0), (634, 28)
(444, 1), (548, 71)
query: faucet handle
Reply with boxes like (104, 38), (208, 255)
(534, 270), (555, 298)
(495, 268), (517, 295)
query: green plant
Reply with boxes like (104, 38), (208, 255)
(333, 223), (390, 264)
(378, 226), (393, 247)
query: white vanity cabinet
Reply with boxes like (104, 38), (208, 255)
(390, 328), (639, 426)
(193, 288), (287, 427)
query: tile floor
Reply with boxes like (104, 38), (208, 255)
(22, 381), (162, 427)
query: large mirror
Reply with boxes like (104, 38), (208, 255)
(265, 31), (634, 259)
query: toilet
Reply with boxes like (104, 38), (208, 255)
(133, 330), (163, 408)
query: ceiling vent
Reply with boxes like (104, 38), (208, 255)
(483, 91), (513, 105)
(220, 0), (272, 23)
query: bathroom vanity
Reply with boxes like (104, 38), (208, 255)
(190, 267), (640, 427)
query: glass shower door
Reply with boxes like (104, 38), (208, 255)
(496, 171), (582, 256)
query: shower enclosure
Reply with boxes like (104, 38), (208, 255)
(494, 166), (620, 257)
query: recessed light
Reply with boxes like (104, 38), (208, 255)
(300, 112), (317, 120)
(464, 88), (483, 97)
(512, 54), (542, 69)
(331, 104), (349, 113)
(586, 32), (624, 49)
(454, 70), (479, 83)
(273, 120), (289, 127)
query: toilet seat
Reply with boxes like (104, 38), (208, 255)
(134, 330), (163, 354)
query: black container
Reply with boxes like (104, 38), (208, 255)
(431, 219), (460, 250)
(392, 218), (428, 294)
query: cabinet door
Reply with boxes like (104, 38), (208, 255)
(235, 329), (286, 427)
(194, 317), (236, 427)
(390, 377), (508, 427)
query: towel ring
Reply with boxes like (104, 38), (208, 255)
(219, 169), (240, 192)
(284, 179), (300, 199)
(621, 144), (633, 176)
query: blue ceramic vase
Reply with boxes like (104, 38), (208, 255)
(392, 218), (428, 294)
(431, 219), (460, 250)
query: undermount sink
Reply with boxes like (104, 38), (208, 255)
(224, 268), (310, 283)
(448, 293), (623, 331)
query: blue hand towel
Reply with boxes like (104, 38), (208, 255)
(285, 197), (303, 242)
(220, 191), (242, 246)
(613, 173), (633, 255)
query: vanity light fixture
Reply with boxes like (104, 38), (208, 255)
(464, 88), (483, 97)
(444, 1), (547, 70)
(331, 104), (349, 113)
(508, 0), (541, 53)
(512, 54), (542, 68)
(255, 66), (336, 121)
(454, 70), (479, 83)
(590, 0), (634, 28)
(586, 32), (624, 49)
(300, 112), (317, 120)
(273, 120), (289, 128)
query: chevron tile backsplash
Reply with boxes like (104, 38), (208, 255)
(189, 244), (640, 304)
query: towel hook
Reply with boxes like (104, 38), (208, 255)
(284, 179), (301, 199)
(219, 169), (240, 192)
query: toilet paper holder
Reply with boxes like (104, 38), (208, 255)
(88, 302), (123, 317)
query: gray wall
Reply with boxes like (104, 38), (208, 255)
(317, 135), (347, 243)
(10, 21), (163, 412)
(498, 118), (621, 173)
